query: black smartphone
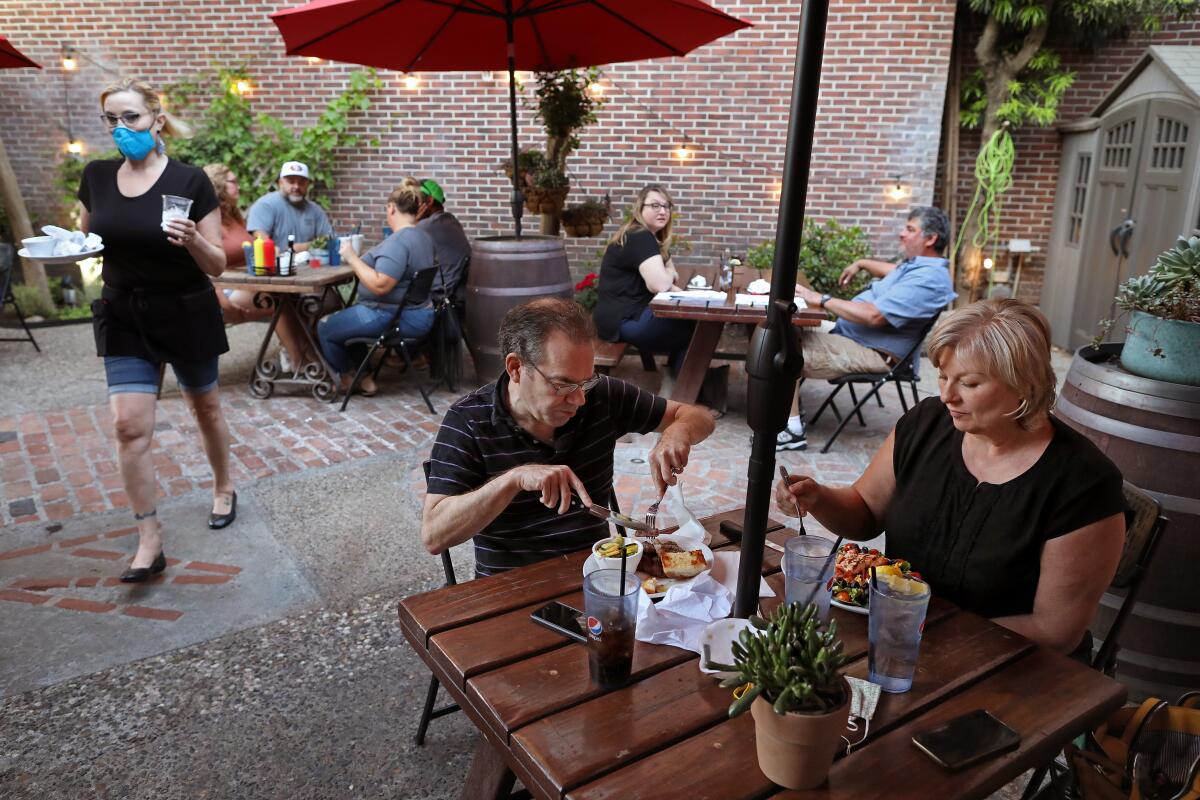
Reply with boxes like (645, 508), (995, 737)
(912, 710), (1021, 770)
(719, 519), (784, 539)
(530, 601), (586, 644)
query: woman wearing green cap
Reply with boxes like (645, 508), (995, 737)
(412, 178), (471, 304)
(593, 185), (694, 373)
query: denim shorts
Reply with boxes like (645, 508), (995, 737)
(103, 355), (219, 396)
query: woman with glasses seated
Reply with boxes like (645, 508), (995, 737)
(317, 181), (436, 397)
(79, 79), (239, 583)
(593, 185), (695, 374)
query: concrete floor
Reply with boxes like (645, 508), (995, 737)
(0, 322), (1056, 799)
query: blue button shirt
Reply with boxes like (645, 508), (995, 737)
(831, 256), (956, 362)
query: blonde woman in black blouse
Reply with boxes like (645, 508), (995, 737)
(776, 299), (1124, 654)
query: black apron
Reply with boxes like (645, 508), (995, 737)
(92, 283), (229, 364)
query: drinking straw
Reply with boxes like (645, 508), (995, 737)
(620, 533), (628, 591)
(777, 465), (807, 535)
(801, 536), (842, 609)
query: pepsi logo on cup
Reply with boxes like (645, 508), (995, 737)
(587, 616), (603, 637)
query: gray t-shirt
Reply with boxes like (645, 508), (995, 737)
(357, 226), (435, 307)
(245, 191), (334, 247)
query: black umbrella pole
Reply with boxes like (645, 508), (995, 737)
(505, 11), (524, 239)
(733, 0), (831, 619)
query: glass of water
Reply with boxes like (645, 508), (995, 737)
(783, 536), (836, 621)
(161, 194), (193, 232)
(868, 573), (930, 693)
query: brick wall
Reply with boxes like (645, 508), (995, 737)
(949, 16), (1200, 304)
(0, 0), (955, 284)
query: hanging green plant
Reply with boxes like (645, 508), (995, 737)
(954, 125), (1015, 261)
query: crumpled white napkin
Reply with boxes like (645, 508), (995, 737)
(655, 482), (706, 547)
(635, 552), (774, 654)
(42, 225), (102, 256)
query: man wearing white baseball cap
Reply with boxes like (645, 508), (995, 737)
(246, 160), (334, 253)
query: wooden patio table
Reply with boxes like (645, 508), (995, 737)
(212, 266), (354, 402)
(649, 296), (826, 404)
(398, 507), (1126, 800)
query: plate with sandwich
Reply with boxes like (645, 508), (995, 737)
(582, 538), (714, 599)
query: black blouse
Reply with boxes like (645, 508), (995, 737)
(885, 397), (1123, 619)
(593, 228), (665, 342)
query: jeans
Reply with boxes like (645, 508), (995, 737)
(103, 355), (220, 395)
(617, 306), (695, 374)
(318, 304), (435, 375)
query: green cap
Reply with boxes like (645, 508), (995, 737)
(420, 179), (445, 205)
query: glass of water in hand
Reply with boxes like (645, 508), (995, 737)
(161, 194), (193, 232)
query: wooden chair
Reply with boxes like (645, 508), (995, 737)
(806, 310), (943, 453)
(1020, 481), (1170, 800)
(0, 252), (40, 351)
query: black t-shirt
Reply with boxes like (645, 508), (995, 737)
(885, 397), (1124, 619)
(593, 228), (665, 341)
(426, 373), (667, 577)
(79, 158), (219, 293)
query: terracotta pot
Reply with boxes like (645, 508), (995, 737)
(563, 224), (581, 237)
(750, 681), (850, 790)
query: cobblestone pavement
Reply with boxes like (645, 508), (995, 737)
(0, 324), (1048, 799)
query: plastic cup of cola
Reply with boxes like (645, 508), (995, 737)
(867, 573), (931, 693)
(583, 569), (639, 690)
(161, 195), (193, 232)
(783, 536), (836, 621)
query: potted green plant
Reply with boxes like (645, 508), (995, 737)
(502, 148), (547, 189)
(309, 234), (330, 263)
(1105, 236), (1200, 386)
(742, 220), (873, 298)
(706, 602), (852, 789)
(524, 164), (570, 215)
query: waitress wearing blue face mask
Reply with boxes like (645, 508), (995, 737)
(79, 78), (238, 583)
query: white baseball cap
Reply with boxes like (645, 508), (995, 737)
(279, 161), (310, 180)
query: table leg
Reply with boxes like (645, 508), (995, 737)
(246, 292), (339, 403)
(458, 735), (517, 800)
(247, 293), (285, 399)
(671, 321), (724, 404)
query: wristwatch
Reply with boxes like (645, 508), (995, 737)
(819, 293), (832, 309)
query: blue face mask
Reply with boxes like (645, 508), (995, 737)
(111, 126), (158, 161)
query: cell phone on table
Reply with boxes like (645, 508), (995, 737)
(530, 601), (586, 644)
(719, 519), (784, 539)
(912, 709), (1021, 770)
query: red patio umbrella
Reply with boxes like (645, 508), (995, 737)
(270, 0), (749, 236)
(0, 35), (41, 69)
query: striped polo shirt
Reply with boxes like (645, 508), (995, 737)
(426, 373), (666, 577)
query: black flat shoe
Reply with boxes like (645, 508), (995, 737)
(120, 551), (167, 583)
(208, 491), (237, 529)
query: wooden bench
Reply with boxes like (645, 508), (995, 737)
(593, 340), (658, 374)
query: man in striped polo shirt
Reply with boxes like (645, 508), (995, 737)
(422, 298), (715, 577)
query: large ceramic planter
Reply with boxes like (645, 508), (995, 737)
(750, 681), (850, 790)
(1120, 311), (1200, 386)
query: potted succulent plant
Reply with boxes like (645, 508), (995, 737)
(706, 602), (852, 789)
(1103, 235), (1200, 386)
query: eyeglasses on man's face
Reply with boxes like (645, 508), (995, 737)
(642, 202), (673, 212)
(528, 362), (601, 396)
(100, 111), (151, 129)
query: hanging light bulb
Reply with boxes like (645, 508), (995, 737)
(585, 81), (605, 100)
(674, 137), (693, 160)
(403, 73), (420, 90)
(983, 257), (994, 271)
(888, 174), (907, 202)
(66, 140), (84, 155)
(305, 56), (324, 65)
(231, 78), (253, 96)
(61, 46), (77, 72)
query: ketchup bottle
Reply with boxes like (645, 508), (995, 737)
(262, 238), (276, 275)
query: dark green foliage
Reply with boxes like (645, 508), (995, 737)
(746, 219), (873, 300)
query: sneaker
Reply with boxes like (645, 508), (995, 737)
(279, 349), (293, 373)
(776, 427), (808, 452)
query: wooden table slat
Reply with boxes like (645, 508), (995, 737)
(563, 611), (1034, 800)
(211, 266), (353, 293)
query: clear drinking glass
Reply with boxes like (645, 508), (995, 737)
(582, 569), (638, 690)
(868, 573), (931, 693)
(161, 194), (193, 231)
(783, 536), (836, 621)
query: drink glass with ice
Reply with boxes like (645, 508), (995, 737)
(783, 536), (836, 621)
(867, 573), (930, 693)
(161, 194), (193, 232)
(583, 569), (638, 690)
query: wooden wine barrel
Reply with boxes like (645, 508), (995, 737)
(465, 236), (572, 383)
(1054, 345), (1200, 700)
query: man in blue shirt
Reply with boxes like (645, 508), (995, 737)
(246, 161), (334, 253)
(780, 206), (957, 450)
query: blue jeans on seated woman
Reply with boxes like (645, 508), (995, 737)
(318, 303), (436, 376)
(617, 306), (695, 374)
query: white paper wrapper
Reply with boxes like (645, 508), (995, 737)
(42, 225), (101, 255)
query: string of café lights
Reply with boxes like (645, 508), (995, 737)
(54, 47), (916, 203)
